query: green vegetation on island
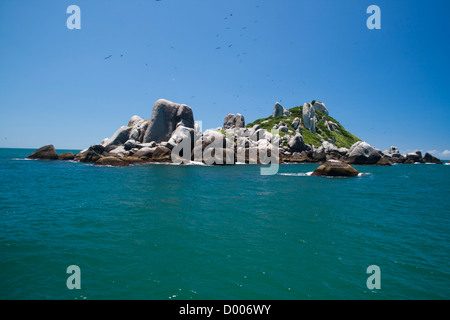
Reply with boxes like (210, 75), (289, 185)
(246, 103), (361, 149)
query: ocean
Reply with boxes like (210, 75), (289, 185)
(0, 148), (449, 300)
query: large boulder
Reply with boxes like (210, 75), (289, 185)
(321, 141), (338, 153)
(104, 126), (133, 147)
(312, 101), (329, 116)
(75, 146), (103, 163)
(108, 146), (129, 157)
(128, 115), (143, 127)
(423, 153), (443, 164)
(389, 146), (400, 155)
(347, 141), (382, 164)
(28, 145), (59, 160)
(133, 147), (156, 158)
(272, 102), (291, 118)
(151, 146), (172, 162)
(124, 139), (138, 151)
(167, 126), (195, 150)
(376, 156), (392, 166)
(129, 120), (149, 142)
(202, 129), (226, 148)
(302, 103), (316, 133)
(404, 151), (423, 163)
(143, 99), (194, 143)
(311, 160), (360, 177)
(291, 117), (301, 130)
(288, 133), (308, 152)
(223, 113), (245, 129)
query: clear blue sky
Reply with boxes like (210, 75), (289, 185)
(0, 0), (449, 157)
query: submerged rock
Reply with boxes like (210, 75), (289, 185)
(311, 160), (360, 177)
(28, 145), (59, 160)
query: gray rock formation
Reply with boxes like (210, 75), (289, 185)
(405, 151), (423, 163)
(321, 141), (338, 153)
(75, 145), (104, 163)
(288, 133), (308, 152)
(390, 146), (400, 154)
(272, 102), (291, 118)
(347, 141), (382, 164)
(291, 117), (301, 130)
(143, 99), (194, 143)
(133, 147), (156, 158)
(101, 138), (110, 146)
(124, 139), (138, 151)
(312, 101), (329, 116)
(223, 113), (245, 129)
(108, 146), (129, 157)
(128, 115), (143, 127)
(302, 103), (316, 133)
(129, 120), (149, 142)
(104, 126), (133, 147)
(167, 126), (195, 150)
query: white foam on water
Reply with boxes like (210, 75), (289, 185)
(445, 162), (450, 165)
(11, 158), (35, 161)
(279, 172), (313, 177)
(187, 161), (208, 166)
(358, 172), (372, 177)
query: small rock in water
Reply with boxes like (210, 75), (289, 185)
(311, 160), (360, 177)
(27, 145), (59, 160)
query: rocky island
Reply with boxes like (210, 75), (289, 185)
(28, 98), (444, 174)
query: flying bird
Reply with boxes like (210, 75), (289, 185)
(104, 55), (112, 59)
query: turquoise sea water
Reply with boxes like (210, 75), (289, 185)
(0, 148), (449, 300)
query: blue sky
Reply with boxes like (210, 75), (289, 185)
(0, 0), (449, 158)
